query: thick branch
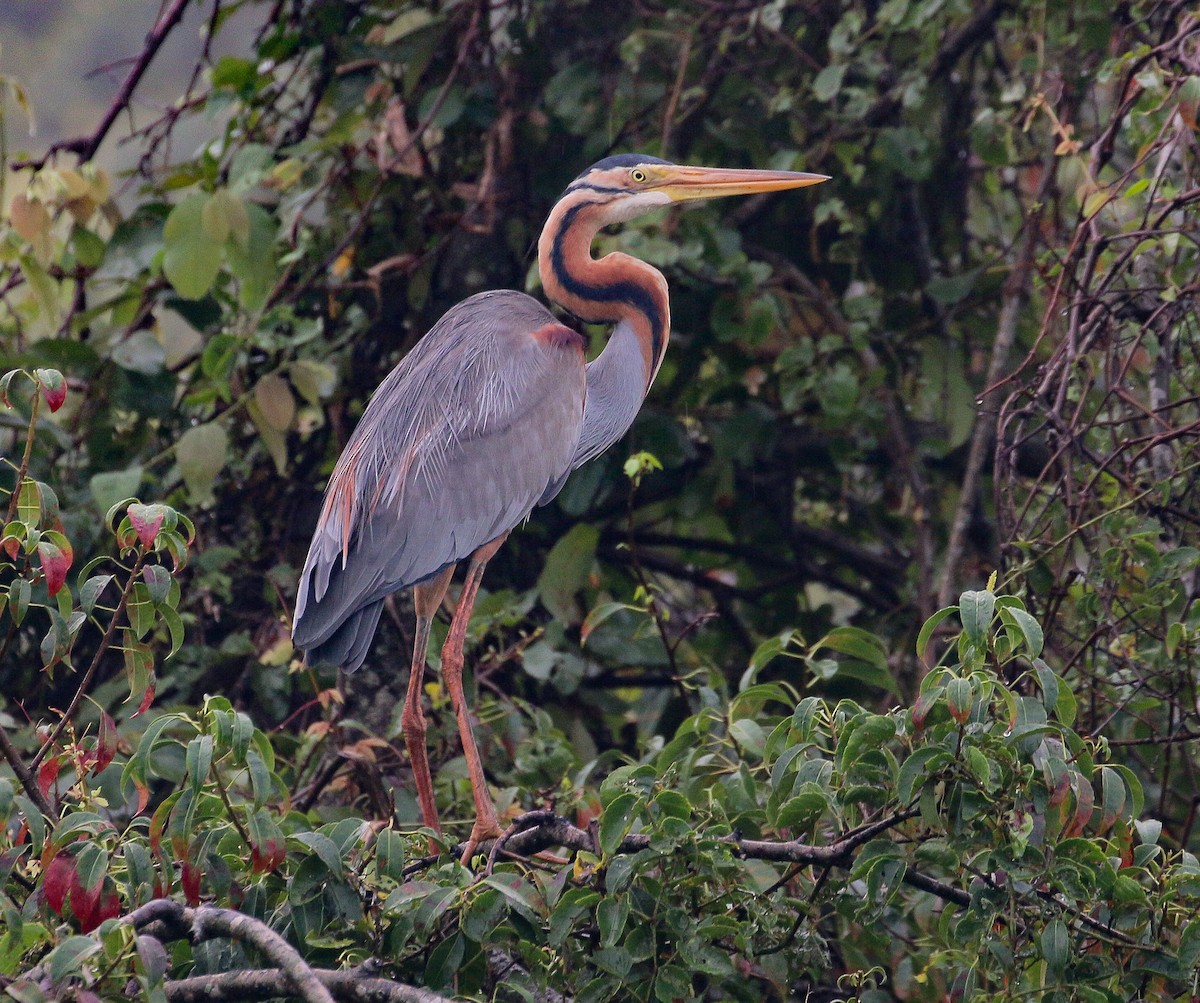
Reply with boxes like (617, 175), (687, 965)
(495, 808), (922, 867)
(0, 722), (54, 819)
(123, 900), (335, 1003)
(162, 970), (453, 1003)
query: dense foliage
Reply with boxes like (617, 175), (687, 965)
(1, 0), (1198, 1000)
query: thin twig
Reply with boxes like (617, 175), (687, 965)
(32, 553), (147, 771)
(12, 0), (193, 170)
(0, 721), (54, 818)
(936, 148), (1054, 607)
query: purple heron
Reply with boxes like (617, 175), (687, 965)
(292, 155), (827, 856)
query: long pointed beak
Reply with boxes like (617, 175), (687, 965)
(658, 165), (830, 202)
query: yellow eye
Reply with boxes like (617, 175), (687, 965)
(631, 169), (647, 183)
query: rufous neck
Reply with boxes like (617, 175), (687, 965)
(537, 196), (670, 389)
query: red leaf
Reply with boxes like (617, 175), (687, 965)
(132, 673), (157, 717)
(250, 836), (286, 875)
(1, 536), (17, 560)
(37, 537), (73, 597)
(132, 778), (151, 816)
(181, 861), (202, 906)
(44, 853), (74, 915)
(911, 690), (938, 730)
(36, 369), (67, 412)
(149, 805), (167, 855)
(126, 503), (165, 550)
(1047, 769), (1071, 807)
(96, 886), (120, 926)
(70, 868), (102, 931)
(37, 755), (61, 799)
(94, 711), (118, 775)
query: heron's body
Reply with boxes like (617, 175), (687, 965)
(292, 154), (826, 857)
(292, 291), (586, 668)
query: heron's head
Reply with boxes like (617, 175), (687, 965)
(564, 153), (829, 224)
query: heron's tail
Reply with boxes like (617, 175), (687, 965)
(294, 598), (384, 672)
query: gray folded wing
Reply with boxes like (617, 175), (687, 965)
(292, 291), (586, 670)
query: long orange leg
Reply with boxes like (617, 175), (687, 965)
(440, 534), (508, 864)
(402, 564), (455, 844)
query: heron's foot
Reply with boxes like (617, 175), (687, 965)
(458, 814), (505, 867)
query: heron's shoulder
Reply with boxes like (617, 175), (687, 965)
(440, 289), (556, 330)
(435, 290), (583, 356)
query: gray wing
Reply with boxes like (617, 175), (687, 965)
(292, 290), (586, 668)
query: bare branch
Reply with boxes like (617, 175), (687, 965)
(12, 0), (194, 170)
(163, 969), (454, 1003)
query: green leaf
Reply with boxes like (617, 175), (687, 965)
(201, 333), (240, 385)
(999, 605), (1044, 658)
(838, 715), (896, 772)
(19, 256), (61, 329)
(46, 935), (101, 982)
(159, 605), (185, 657)
(202, 189), (249, 246)
(9, 579), (31, 626)
(142, 564), (171, 606)
(1032, 659), (1059, 716)
(1098, 766), (1126, 832)
(185, 735), (213, 791)
(774, 787), (828, 832)
(536, 524), (599, 623)
(17, 478), (42, 526)
(176, 422), (228, 503)
(597, 896), (630, 948)
(71, 225), (107, 268)
(291, 832), (344, 878)
(897, 747), (950, 804)
(162, 193), (224, 299)
(127, 581), (155, 640)
(247, 400), (288, 474)
(915, 605), (958, 660)
(958, 590), (995, 645)
(580, 601), (637, 646)
(945, 675), (973, 723)
(813, 63), (846, 101)
(1040, 918), (1069, 975)
(814, 625), (889, 670)
(1055, 680), (1077, 727)
(729, 718), (766, 759)
(224, 203), (277, 309)
(599, 792), (640, 855)
(72, 843), (107, 892)
(246, 747), (272, 807)
(290, 359), (337, 404)
(253, 373), (295, 431)
(374, 828), (405, 881)
(89, 468), (143, 515)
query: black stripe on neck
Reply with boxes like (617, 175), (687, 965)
(549, 201), (665, 377)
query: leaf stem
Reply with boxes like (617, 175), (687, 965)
(4, 374), (41, 525)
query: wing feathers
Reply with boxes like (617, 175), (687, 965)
(293, 291), (586, 667)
